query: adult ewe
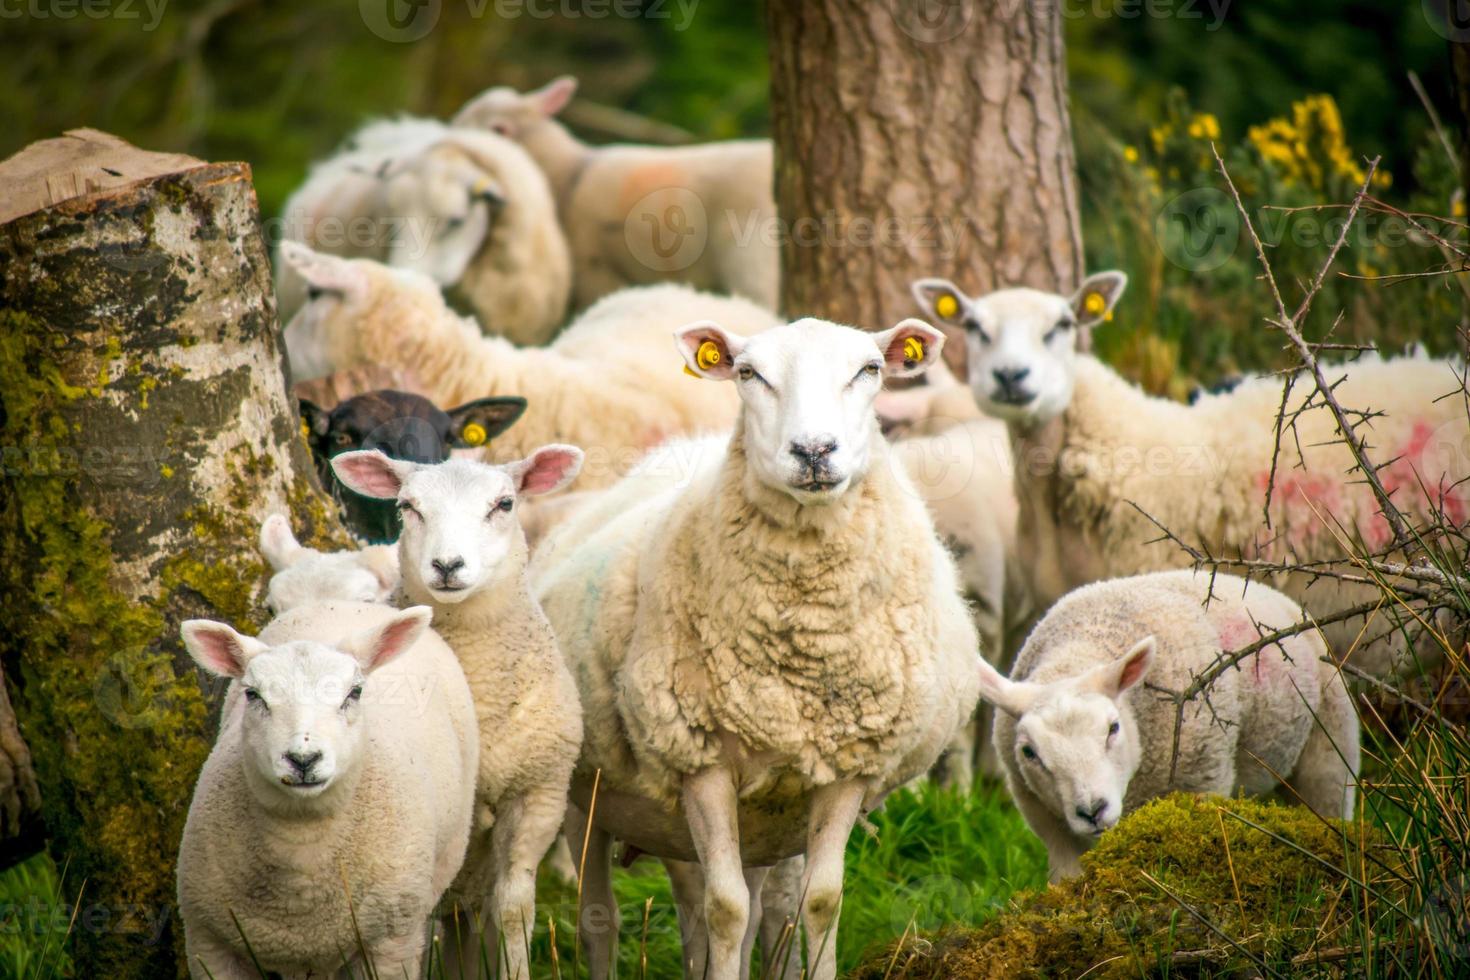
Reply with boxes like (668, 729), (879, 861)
(331, 446), (584, 980)
(176, 603), (478, 978)
(981, 570), (1358, 882)
(282, 244), (781, 488)
(912, 273), (1470, 677)
(275, 118), (571, 343)
(454, 76), (777, 309)
(533, 317), (981, 980)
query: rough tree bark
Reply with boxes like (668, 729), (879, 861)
(0, 130), (347, 977)
(767, 0), (1083, 369)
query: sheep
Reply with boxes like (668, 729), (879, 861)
(275, 118), (571, 344)
(330, 445), (585, 980)
(531, 316), (981, 980)
(176, 602), (479, 979)
(300, 388), (527, 542)
(258, 514), (399, 615)
(890, 416), (1026, 784)
(453, 76), (777, 309)
(281, 243), (782, 488)
(979, 569), (1359, 882)
(911, 272), (1470, 678)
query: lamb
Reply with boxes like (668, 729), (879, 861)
(258, 514), (399, 615)
(911, 272), (1470, 677)
(980, 569), (1359, 882)
(275, 117), (571, 344)
(301, 388), (527, 542)
(330, 445), (584, 980)
(176, 602), (479, 978)
(453, 76), (777, 309)
(531, 316), (981, 980)
(282, 243), (782, 488)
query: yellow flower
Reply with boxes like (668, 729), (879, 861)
(1123, 145), (1139, 163)
(1453, 196), (1466, 218)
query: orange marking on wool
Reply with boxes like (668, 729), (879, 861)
(619, 162), (692, 213)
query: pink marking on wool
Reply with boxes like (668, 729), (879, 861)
(1252, 469), (1344, 555)
(1372, 419), (1470, 535)
(1217, 614), (1271, 683)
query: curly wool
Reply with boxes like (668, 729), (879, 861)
(1018, 353), (1469, 674)
(535, 425), (980, 809)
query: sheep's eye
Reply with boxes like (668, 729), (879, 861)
(1108, 720), (1120, 738)
(1020, 744), (1038, 762)
(332, 432), (354, 446)
(445, 216), (466, 231)
(1045, 319), (1074, 343)
(737, 366), (755, 382)
(490, 496), (513, 517)
(344, 685), (363, 707)
(964, 318), (991, 345)
(855, 362), (881, 382)
(244, 688), (265, 708)
(492, 123), (512, 136)
(396, 500), (419, 518)
(306, 286), (323, 301)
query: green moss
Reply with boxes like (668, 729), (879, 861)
(848, 794), (1390, 980)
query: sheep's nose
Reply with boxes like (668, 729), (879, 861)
(431, 556), (465, 577)
(285, 749), (322, 775)
(992, 366), (1031, 387)
(1075, 798), (1109, 826)
(789, 438), (837, 466)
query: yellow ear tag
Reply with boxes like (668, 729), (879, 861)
(462, 422), (488, 446)
(696, 340), (722, 370)
(935, 293), (959, 320)
(472, 177), (492, 195)
(1084, 291), (1108, 317)
(903, 336), (925, 364)
(300, 419), (311, 440)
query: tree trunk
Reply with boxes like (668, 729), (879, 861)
(0, 129), (347, 977)
(767, 0), (1083, 370)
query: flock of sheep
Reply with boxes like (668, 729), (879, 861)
(170, 75), (1469, 980)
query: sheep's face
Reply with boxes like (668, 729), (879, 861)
(910, 272), (1127, 426)
(676, 318), (944, 504)
(976, 637), (1155, 840)
(453, 76), (577, 140)
(382, 147), (502, 287)
(180, 609), (431, 811)
(259, 514), (399, 615)
(330, 448), (583, 603)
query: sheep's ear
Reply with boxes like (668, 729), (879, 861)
(1070, 271), (1127, 329)
(259, 514), (304, 572)
(331, 450), (415, 500)
(357, 544), (400, 596)
(674, 321), (747, 381)
(911, 278), (970, 327)
(280, 242), (371, 305)
(181, 620), (268, 678)
(977, 658), (1039, 717)
(872, 319), (945, 379)
(446, 396), (527, 449)
(507, 444), (583, 496)
(342, 606), (432, 673)
(1085, 636), (1156, 699)
(533, 76), (577, 116)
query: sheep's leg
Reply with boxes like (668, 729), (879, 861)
(440, 831), (496, 980)
(934, 725), (975, 791)
(183, 932), (259, 980)
(1288, 672), (1360, 820)
(489, 785), (566, 980)
(739, 866), (769, 980)
(683, 765), (749, 980)
(759, 856), (803, 980)
(565, 802), (619, 980)
(800, 781), (865, 980)
(663, 858), (709, 978)
(365, 927), (428, 980)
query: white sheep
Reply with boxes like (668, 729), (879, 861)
(258, 514), (398, 614)
(282, 243), (781, 488)
(979, 569), (1359, 882)
(911, 272), (1470, 677)
(453, 76), (777, 309)
(330, 446), (584, 980)
(276, 118), (571, 345)
(532, 316), (980, 980)
(176, 602), (478, 979)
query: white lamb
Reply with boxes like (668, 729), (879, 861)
(176, 602), (478, 978)
(258, 514), (398, 614)
(453, 76), (777, 309)
(912, 272), (1470, 677)
(275, 118), (571, 344)
(980, 569), (1359, 882)
(330, 445), (584, 980)
(282, 243), (781, 488)
(532, 316), (981, 980)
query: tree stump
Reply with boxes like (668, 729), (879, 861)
(0, 129), (347, 976)
(768, 0), (1083, 369)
